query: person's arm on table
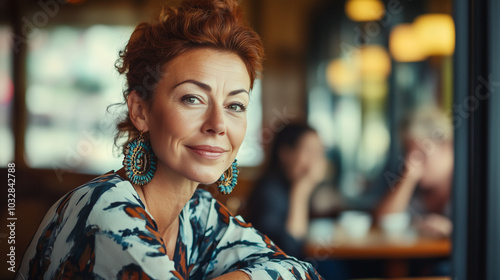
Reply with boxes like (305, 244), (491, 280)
(286, 158), (327, 240)
(416, 213), (452, 238)
(375, 149), (424, 220)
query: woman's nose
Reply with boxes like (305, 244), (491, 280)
(202, 106), (226, 136)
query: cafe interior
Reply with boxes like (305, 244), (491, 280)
(1, 0), (499, 279)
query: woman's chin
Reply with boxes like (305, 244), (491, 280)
(189, 173), (222, 185)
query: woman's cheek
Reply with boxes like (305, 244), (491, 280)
(230, 117), (247, 149)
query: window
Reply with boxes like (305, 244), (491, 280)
(25, 25), (134, 173)
(237, 79), (264, 166)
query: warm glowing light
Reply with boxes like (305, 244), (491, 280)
(359, 45), (391, 79)
(327, 46), (391, 95)
(326, 59), (359, 94)
(389, 24), (427, 62)
(345, 0), (385, 22)
(390, 14), (455, 62)
(413, 14), (455, 56)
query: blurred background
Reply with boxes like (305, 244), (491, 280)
(0, 0), (459, 279)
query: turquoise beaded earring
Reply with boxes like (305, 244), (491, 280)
(122, 132), (157, 186)
(217, 159), (239, 194)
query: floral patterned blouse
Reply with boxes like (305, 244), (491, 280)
(16, 172), (323, 279)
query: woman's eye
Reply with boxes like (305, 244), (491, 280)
(182, 95), (201, 104)
(227, 103), (247, 112)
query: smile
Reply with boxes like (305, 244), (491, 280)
(186, 145), (229, 160)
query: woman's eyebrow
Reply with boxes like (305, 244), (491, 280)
(173, 79), (211, 91)
(174, 79), (249, 95)
(229, 89), (249, 96)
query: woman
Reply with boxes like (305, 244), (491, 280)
(246, 124), (327, 259)
(374, 107), (452, 277)
(375, 107), (453, 238)
(16, 0), (323, 279)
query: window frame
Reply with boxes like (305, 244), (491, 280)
(452, 0), (500, 278)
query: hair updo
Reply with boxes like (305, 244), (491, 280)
(114, 0), (264, 151)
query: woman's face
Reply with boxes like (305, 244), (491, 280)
(281, 132), (325, 182)
(144, 48), (250, 184)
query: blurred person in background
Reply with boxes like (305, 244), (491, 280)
(246, 123), (347, 279)
(375, 106), (453, 238)
(245, 123), (348, 279)
(246, 123), (328, 255)
(16, 1), (323, 279)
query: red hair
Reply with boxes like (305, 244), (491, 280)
(114, 0), (264, 149)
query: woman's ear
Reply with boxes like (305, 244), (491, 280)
(127, 91), (150, 132)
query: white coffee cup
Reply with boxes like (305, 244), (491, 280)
(379, 211), (411, 238)
(308, 218), (335, 245)
(338, 210), (372, 239)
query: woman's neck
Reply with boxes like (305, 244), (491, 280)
(118, 165), (199, 237)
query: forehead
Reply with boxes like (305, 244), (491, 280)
(161, 48), (250, 85)
(299, 132), (321, 145)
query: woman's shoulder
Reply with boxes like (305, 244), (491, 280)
(67, 172), (139, 206)
(46, 172), (143, 229)
(72, 171), (129, 194)
(18, 172), (163, 280)
(33, 172), (151, 254)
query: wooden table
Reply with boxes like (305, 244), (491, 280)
(305, 230), (451, 259)
(305, 229), (451, 277)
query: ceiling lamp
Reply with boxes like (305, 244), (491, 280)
(413, 14), (455, 56)
(326, 59), (359, 94)
(345, 0), (385, 22)
(389, 24), (427, 62)
(359, 45), (391, 79)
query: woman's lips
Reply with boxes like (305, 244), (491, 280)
(187, 145), (228, 159)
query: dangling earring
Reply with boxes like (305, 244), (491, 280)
(122, 131), (157, 186)
(217, 159), (239, 194)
